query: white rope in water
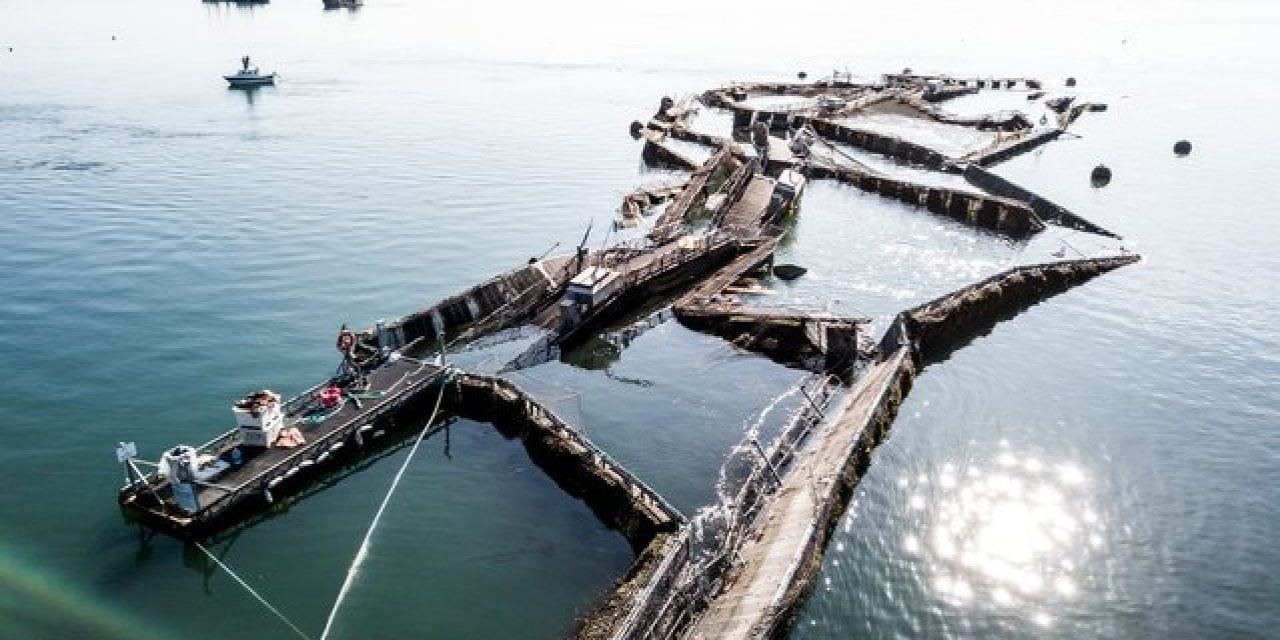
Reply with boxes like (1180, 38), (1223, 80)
(193, 541), (314, 640)
(318, 368), (453, 640)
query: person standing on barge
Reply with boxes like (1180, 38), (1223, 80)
(336, 324), (357, 371)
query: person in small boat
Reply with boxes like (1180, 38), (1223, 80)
(241, 55), (251, 72)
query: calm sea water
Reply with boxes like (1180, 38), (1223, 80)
(2, 1), (1278, 638)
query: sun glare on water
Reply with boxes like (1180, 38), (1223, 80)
(898, 442), (1104, 627)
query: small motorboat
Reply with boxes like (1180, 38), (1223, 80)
(224, 55), (276, 88)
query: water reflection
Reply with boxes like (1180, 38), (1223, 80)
(228, 84), (274, 107)
(202, 0), (269, 13)
(321, 0), (363, 11)
(899, 442), (1105, 627)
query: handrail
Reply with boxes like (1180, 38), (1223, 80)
(605, 373), (837, 639)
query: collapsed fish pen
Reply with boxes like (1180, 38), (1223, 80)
(690, 348), (919, 639)
(672, 238), (871, 373)
(804, 161), (1045, 236)
(700, 256), (1142, 638)
(887, 254), (1142, 360)
(571, 71), (1141, 639)
(577, 374), (843, 640)
(649, 149), (736, 243)
(963, 164), (1120, 238)
(647, 71), (1116, 240)
(445, 373), (683, 550)
(587, 255), (1138, 640)
(118, 68), (1140, 640)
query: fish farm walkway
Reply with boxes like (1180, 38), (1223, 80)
(686, 348), (910, 639)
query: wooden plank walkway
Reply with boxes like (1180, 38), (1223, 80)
(650, 147), (730, 243)
(718, 175), (775, 235)
(765, 135), (795, 169)
(686, 348), (909, 639)
(677, 237), (778, 305)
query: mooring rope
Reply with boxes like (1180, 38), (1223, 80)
(193, 541), (314, 640)
(318, 367), (454, 640)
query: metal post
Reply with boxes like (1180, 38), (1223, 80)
(127, 458), (165, 507)
(798, 385), (825, 416)
(750, 438), (783, 487)
(435, 322), (447, 365)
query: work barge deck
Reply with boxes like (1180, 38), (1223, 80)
(117, 68), (1139, 639)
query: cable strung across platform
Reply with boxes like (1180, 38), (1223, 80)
(318, 366), (454, 640)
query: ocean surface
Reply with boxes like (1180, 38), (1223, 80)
(1, 1), (1278, 638)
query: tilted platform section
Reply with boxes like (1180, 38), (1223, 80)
(594, 255), (1141, 640)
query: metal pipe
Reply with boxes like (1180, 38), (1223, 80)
(750, 438), (783, 487)
(127, 458), (165, 507)
(798, 385), (825, 416)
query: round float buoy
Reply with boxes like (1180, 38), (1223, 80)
(772, 264), (807, 281)
(797, 70), (808, 80)
(629, 120), (644, 139)
(1174, 140), (1192, 156)
(1090, 164), (1112, 187)
(1066, 77), (1077, 87)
